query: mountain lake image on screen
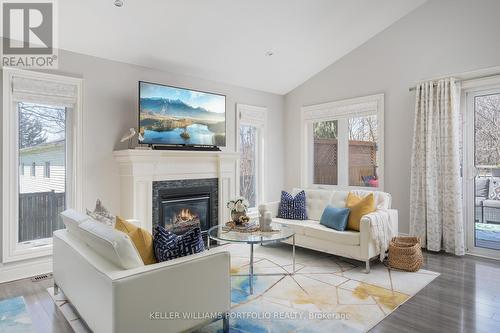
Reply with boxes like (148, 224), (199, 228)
(139, 81), (226, 147)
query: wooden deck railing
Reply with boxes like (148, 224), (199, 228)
(18, 191), (65, 242)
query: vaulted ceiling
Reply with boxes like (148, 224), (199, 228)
(58, 0), (426, 94)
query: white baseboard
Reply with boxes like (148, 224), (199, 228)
(398, 232), (410, 236)
(0, 256), (52, 283)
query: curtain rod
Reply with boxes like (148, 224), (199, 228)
(408, 72), (500, 92)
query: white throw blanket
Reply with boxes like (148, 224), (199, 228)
(365, 210), (396, 261)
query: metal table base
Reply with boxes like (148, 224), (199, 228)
(233, 235), (296, 295)
(207, 224), (296, 295)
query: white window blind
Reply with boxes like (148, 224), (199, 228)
(12, 76), (78, 106)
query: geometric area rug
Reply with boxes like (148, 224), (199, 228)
(46, 243), (439, 333)
(198, 243), (439, 333)
(0, 296), (34, 333)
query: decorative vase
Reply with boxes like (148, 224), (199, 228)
(231, 210), (247, 224)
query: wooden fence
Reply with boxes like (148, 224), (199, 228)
(314, 138), (377, 186)
(19, 191), (65, 242)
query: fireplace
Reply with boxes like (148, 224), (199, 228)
(152, 178), (218, 242)
(161, 194), (210, 234)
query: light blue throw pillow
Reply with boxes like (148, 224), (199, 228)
(319, 205), (350, 231)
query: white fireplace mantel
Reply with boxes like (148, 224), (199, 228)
(113, 149), (239, 232)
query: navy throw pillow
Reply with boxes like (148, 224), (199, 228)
(278, 190), (308, 220)
(153, 225), (205, 262)
(319, 205), (350, 231)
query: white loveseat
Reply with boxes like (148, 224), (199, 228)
(259, 188), (398, 272)
(53, 209), (231, 333)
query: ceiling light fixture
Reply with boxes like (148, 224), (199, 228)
(114, 0), (123, 7)
(265, 51), (274, 57)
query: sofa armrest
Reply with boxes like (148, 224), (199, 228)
(112, 251), (231, 333)
(360, 209), (398, 260)
(258, 201), (280, 217)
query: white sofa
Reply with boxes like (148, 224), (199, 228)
(53, 209), (231, 333)
(259, 188), (398, 272)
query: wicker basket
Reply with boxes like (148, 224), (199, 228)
(388, 236), (423, 272)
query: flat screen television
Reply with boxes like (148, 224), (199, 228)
(139, 81), (226, 147)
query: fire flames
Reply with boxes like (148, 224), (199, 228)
(177, 208), (198, 222)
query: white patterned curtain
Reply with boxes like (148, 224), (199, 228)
(409, 78), (465, 255)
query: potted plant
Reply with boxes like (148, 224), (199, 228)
(227, 197), (250, 224)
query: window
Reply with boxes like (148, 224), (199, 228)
(313, 120), (338, 185)
(20, 163), (24, 176)
(44, 162), (51, 178)
(348, 115), (378, 187)
(240, 125), (258, 208)
(237, 104), (267, 213)
(19, 103), (65, 243)
(301, 94), (384, 189)
(2, 68), (83, 262)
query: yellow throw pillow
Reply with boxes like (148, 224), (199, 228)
(345, 193), (376, 231)
(115, 216), (156, 265)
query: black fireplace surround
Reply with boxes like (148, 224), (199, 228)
(152, 178), (218, 241)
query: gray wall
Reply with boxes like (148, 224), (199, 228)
(284, 0), (500, 233)
(1, 47), (285, 218)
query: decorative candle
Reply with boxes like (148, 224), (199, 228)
(263, 211), (272, 231)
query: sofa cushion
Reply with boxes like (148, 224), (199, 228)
(319, 205), (350, 231)
(153, 226), (205, 262)
(346, 193), (375, 231)
(78, 219), (144, 269)
(272, 218), (360, 246)
(330, 191), (349, 209)
(292, 188), (333, 221)
(272, 218), (307, 235)
(488, 177), (500, 200)
(293, 188), (391, 215)
(278, 190), (307, 220)
(483, 199), (500, 209)
(303, 220), (360, 246)
(115, 217), (157, 265)
(61, 209), (89, 235)
(475, 177), (490, 198)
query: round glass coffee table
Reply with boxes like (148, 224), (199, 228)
(207, 223), (296, 295)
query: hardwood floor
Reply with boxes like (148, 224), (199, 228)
(0, 251), (498, 333)
(372, 251), (500, 333)
(0, 276), (72, 333)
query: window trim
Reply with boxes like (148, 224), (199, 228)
(300, 93), (384, 190)
(2, 67), (84, 263)
(236, 104), (267, 215)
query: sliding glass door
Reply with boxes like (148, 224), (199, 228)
(465, 86), (500, 258)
